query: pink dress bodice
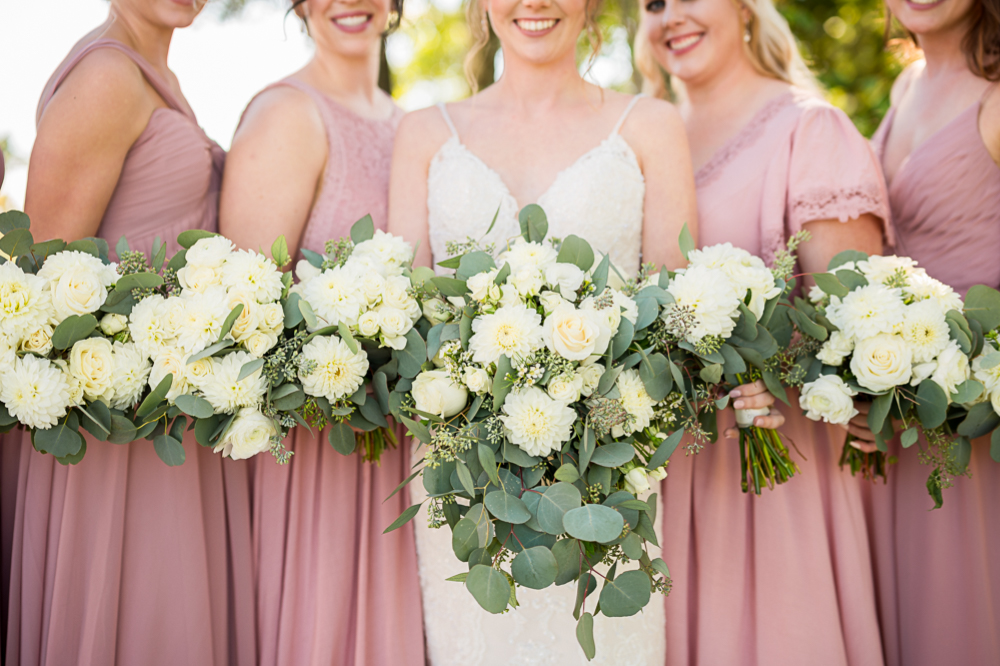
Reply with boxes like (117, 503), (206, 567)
(871, 101), (1000, 294)
(37, 39), (224, 257)
(696, 90), (892, 263)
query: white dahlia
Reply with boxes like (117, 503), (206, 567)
(857, 255), (920, 284)
(903, 271), (964, 313)
(303, 264), (365, 328)
(0, 355), (72, 429)
(186, 236), (235, 269)
(221, 249), (283, 303)
(664, 264), (742, 342)
(500, 386), (576, 458)
(613, 369), (656, 437)
(299, 336), (369, 402)
(128, 295), (174, 358)
(900, 300), (951, 364)
(175, 287), (229, 354)
(149, 346), (191, 403)
(826, 284), (905, 341)
(200, 351), (268, 413)
(350, 230), (413, 277)
(0, 263), (53, 341)
(469, 303), (545, 366)
(499, 239), (558, 274)
(110, 341), (152, 410)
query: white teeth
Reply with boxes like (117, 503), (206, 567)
(334, 14), (369, 26)
(909, 0), (940, 4)
(669, 34), (701, 50)
(518, 19), (557, 32)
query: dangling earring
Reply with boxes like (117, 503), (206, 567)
(744, 21), (752, 44)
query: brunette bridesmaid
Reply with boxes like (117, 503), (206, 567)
(863, 1), (1000, 664)
(218, 1), (424, 664)
(637, 0), (891, 663)
(6, 3), (255, 665)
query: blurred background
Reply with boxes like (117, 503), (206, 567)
(0, 0), (904, 210)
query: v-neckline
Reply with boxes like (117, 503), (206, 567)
(880, 100), (981, 188)
(441, 133), (633, 211)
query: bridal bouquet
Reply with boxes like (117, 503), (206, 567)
(799, 252), (1000, 505)
(387, 206), (672, 659)
(283, 216), (428, 462)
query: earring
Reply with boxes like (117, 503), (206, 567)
(744, 24), (751, 43)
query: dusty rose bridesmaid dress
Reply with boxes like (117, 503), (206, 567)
(247, 78), (425, 666)
(864, 86), (1000, 666)
(661, 90), (891, 666)
(5, 38), (256, 666)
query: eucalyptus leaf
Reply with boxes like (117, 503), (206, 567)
(492, 355), (514, 411)
(177, 229), (218, 249)
(519, 204), (548, 243)
(52, 314), (98, 351)
(647, 430), (682, 470)
(537, 482), (583, 535)
(963, 285), (1000, 332)
(556, 235), (595, 272)
(219, 303), (245, 341)
(915, 380), (948, 429)
(957, 401), (1000, 439)
(395, 329), (426, 379)
(136, 373), (173, 421)
(589, 442), (635, 468)
(297, 299), (318, 330)
(270, 235), (291, 267)
(563, 504), (624, 543)
(383, 503), (421, 534)
(511, 546), (558, 589)
(32, 412), (84, 457)
(237, 358), (265, 382)
(901, 427), (920, 449)
(153, 434), (186, 466)
(576, 613), (596, 661)
(812, 272), (850, 298)
(591, 254), (610, 297)
(350, 214), (375, 244)
(678, 223), (695, 260)
(466, 564), (511, 614)
(638, 352), (672, 401)
(0, 228), (33, 258)
(328, 422), (357, 455)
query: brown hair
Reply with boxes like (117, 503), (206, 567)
(464, 0), (606, 92)
(885, 0), (1000, 81)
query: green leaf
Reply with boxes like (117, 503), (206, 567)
(639, 352), (672, 401)
(915, 380), (948, 429)
(186, 340), (233, 365)
(455, 459), (476, 497)
(78, 402), (111, 440)
(789, 308), (829, 341)
(633, 297), (658, 332)
(574, 573), (597, 619)
(598, 569), (651, 617)
(955, 436), (973, 471)
(647, 430), (682, 470)
(827, 249), (869, 270)
(218, 303), (245, 342)
(273, 385), (306, 411)
(485, 491), (532, 524)
(519, 204), (548, 243)
(597, 364), (624, 397)
(115, 272), (163, 293)
(456, 251), (496, 281)
(492, 355), (514, 411)
(952, 379), (984, 405)
(867, 391), (894, 435)
(836, 269), (869, 290)
(300, 247), (324, 268)
(400, 415), (431, 444)
(563, 504), (625, 543)
(493, 262), (511, 286)
(177, 229), (218, 249)
(270, 235), (291, 267)
(430, 276), (470, 298)
(297, 299), (318, 330)
(589, 442), (635, 468)
(153, 434), (186, 466)
(576, 613), (596, 661)
(537, 482), (583, 535)
(31, 239), (66, 259)
(812, 272), (850, 298)
(678, 222), (695, 260)
(590, 254), (610, 297)
(478, 443), (500, 487)
(136, 373), (173, 420)
(963, 285), (1000, 332)
(617, 499), (652, 512)
(436, 255), (462, 270)
(556, 235), (595, 272)
(611, 318), (634, 360)
(991, 428), (1000, 463)
(554, 463), (581, 483)
(51, 314), (98, 351)
(901, 426), (920, 449)
(107, 414), (138, 444)
(947, 318), (973, 355)
(236, 358), (264, 382)
(194, 415), (220, 447)
(578, 426), (596, 473)
(33, 412), (84, 457)
(384, 503), (421, 533)
(958, 401), (1000, 439)
(453, 516), (484, 561)
(350, 214), (375, 244)
(395, 329), (426, 379)
(699, 363), (723, 384)
(762, 369), (790, 406)
(54, 438), (87, 466)
(466, 564), (511, 614)
(167, 248), (188, 273)
(328, 422), (357, 455)
(511, 546), (558, 589)
(501, 440), (540, 467)
(0, 210), (31, 234)
(64, 238), (98, 257)
(0, 228), (34, 258)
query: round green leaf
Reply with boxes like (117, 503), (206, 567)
(153, 434), (186, 466)
(537, 482), (582, 535)
(563, 504), (625, 543)
(553, 538), (582, 585)
(174, 394), (215, 420)
(556, 234), (595, 272)
(598, 569), (652, 617)
(466, 564), (511, 614)
(452, 516), (483, 562)
(33, 414), (84, 457)
(328, 422), (357, 456)
(511, 545), (558, 589)
(588, 442), (636, 468)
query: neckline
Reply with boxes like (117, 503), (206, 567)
(694, 91), (796, 186)
(880, 100), (984, 188)
(437, 133), (637, 212)
(284, 76), (399, 125)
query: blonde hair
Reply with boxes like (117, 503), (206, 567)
(464, 0), (606, 92)
(636, 0), (816, 99)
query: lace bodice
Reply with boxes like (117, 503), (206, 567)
(427, 98), (646, 275)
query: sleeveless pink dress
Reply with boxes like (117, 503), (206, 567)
(5, 38), (256, 666)
(865, 88), (1000, 666)
(248, 78), (425, 666)
(662, 90), (891, 666)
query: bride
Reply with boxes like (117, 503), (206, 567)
(388, 0), (774, 661)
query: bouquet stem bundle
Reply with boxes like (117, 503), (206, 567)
(357, 426), (398, 463)
(738, 420), (799, 494)
(838, 435), (890, 482)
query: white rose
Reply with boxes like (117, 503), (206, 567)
(463, 366), (490, 394)
(376, 306), (411, 339)
(99, 313), (128, 337)
(850, 333), (913, 393)
(799, 375), (858, 425)
(412, 369), (468, 418)
(538, 290), (569, 315)
(19, 324), (54, 356)
(544, 263), (585, 299)
(214, 408), (275, 460)
(357, 310), (381, 337)
(577, 361), (604, 397)
(149, 346), (190, 403)
(244, 330), (278, 358)
(547, 373), (583, 403)
(69, 338), (116, 402)
(48, 263), (110, 321)
(258, 303), (285, 334)
(508, 266), (544, 298)
(382, 276), (415, 312)
(543, 304), (611, 361)
(624, 468), (651, 495)
(185, 356), (215, 388)
(648, 466), (668, 482)
(295, 259), (322, 285)
(815, 330), (854, 367)
(359, 271), (387, 307)
(467, 270), (501, 302)
(227, 290), (260, 341)
(186, 236), (235, 269)
(423, 297), (453, 325)
(177, 264), (222, 294)
(927, 340), (970, 399)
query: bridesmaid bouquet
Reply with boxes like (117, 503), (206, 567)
(797, 252), (1000, 506)
(284, 216), (429, 462)
(387, 206), (672, 660)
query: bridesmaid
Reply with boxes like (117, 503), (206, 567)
(6, 3), (255, 665)
(637, 0), (891, 664)
(864, 1), (1000, 664)
(218, 1), (424, 664)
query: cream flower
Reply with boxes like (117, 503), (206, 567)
(857, 255), (920, 285)
(543, 304), (611, 361)
(357, 310), (381, 338)
(175, 287), (229, 354)
(185, 356), (215, 389)
(225, 289), (261, 342)
(129, 295), (174, 358)
(186, 236), (235, 269)
(500, 386), (576, 458)
(413, 369), (469, 418)
(299, 336), (369, 402)
(508, 266), (544, 298)
(815, 330), (854, 367)
(69, 338), (116, 402)
(577, 361), (604, 397)
(258, 302), (285, 334)
(613, 369), (655, 436)
(37, 251), (117, 322)
(467, 270), (501, 303)
(221, 249), (284, 303)
(214, 408), (276, 460)
(295, 259), (322, 285)
(0, 263), (52, 341)
(303, 264), (365, 328)
(544, 263), (585, 299)
(383, 275), (421, 320)
(463, 366), (490, 394)
(904, 272), (964, 312)
(900, 300), (950, 364)
(850, 333), (913, 393)
(356, 271), (387, 307)
(664, 264), (742, 343)
(689, 243), (779, 319)
(376, 306), (411, 339)
(799, 375), (858, 425)
(200, 351), (268, 413)
(826, 284), (905, 341)
(920, 340), (971, 399)
(19, 324), (54, 356)
(99, 313), (128, 337)
(243, 330), (278, 358)
(469, 303), (544, 366)
(350, 230), (413, 277)
(177, 264), (222, 294)
(110, 341), (152, 410)
(538, 290), (569, 315)
(149, 346), (191, 403)
(973, 344), (1000, 394)
(0, 355), (71, 429)
(499, 240), (558, 274)
(547, 372), (583, 403)
(624, 468), (650, 495)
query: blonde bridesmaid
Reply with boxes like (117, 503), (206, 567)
(637, 0), (891, 663)
(219, 1), (424, 664)
(6, 2), (255, 665)
(863, 1), (1000, 664)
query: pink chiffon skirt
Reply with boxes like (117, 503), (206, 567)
(863, 435), (1000, 666)
(6, 430), (255, 666)
(661, 395), (884, 666)
(253, 424), (424, 666)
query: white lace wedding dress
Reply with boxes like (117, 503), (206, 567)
(411, 95), (666, 666)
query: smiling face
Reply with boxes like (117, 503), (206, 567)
(298, 0), (392, 58)
(112, 0), (206, 29)
(486, 0), (590, 68)
(884, 0), (979, 37)
(641, 0), (749, 85)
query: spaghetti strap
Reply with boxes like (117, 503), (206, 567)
(611, 94), (646, 136)
(38, 39), (189, 122)
(437, 103), (460, 139)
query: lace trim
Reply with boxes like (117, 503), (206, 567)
(695, 92), (796, 188)
(788, 183), (887, 229)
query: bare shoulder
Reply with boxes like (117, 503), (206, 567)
(46, 47), (149, 120)
(981, 83), (1000, 165)
(621, 96), (685, 148)
(394, 105), (453, 160)
(890, 60), (925, 106)
(236, 83), (324, 143)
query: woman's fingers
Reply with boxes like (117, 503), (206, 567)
(847, 436), (879, 453)
(729, 379), (767, 399)
(723, 410), (784, 439)
(733, 391), (775, 410)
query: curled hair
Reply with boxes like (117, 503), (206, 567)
(885, 1), (999, 81)
(464, 0), (606, 93)
(289, 0), (404, 33)
(636, 0), (817, 99)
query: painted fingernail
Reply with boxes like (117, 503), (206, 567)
(734, 400), (745, 409)
(729, 390), (741, 398)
